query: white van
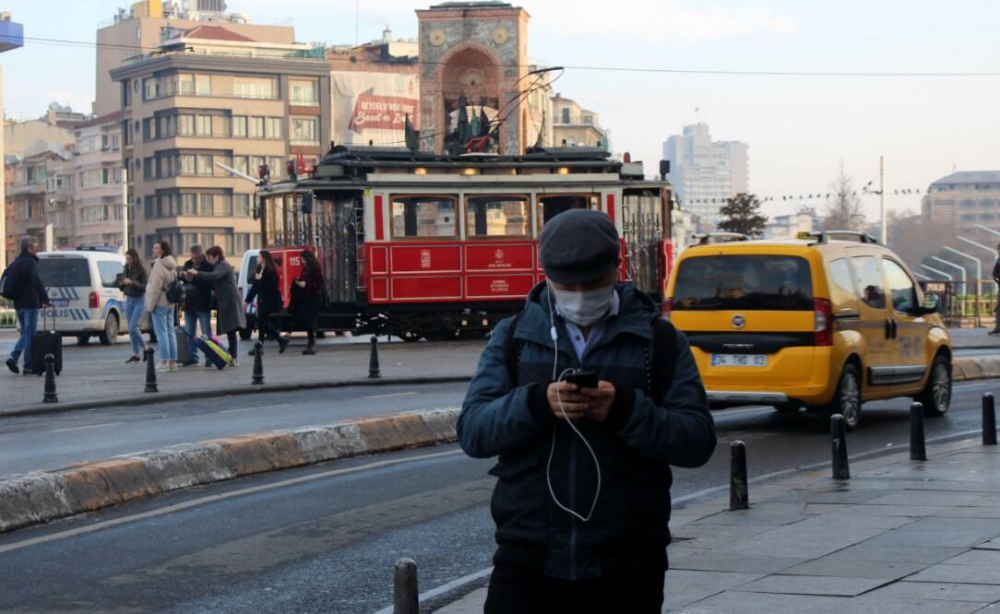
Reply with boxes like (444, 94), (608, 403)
(237, 248), (260, 340)
(36, 249), (127, 344)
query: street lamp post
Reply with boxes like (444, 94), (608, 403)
(943, 246), (983, 326)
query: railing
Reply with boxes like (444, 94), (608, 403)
(920, 280), (997, 323)
(0, 308), (15, 329)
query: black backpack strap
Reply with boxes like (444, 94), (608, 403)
(650, 317), (679, 403)
(502, 311), (525, 387)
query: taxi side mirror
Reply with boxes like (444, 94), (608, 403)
(919, 293), (940, 315)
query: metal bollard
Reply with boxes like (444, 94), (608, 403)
(831, 414), (850, 479)
(729, 440), (749, 511)
(369, 336), (382, 379)
(251, 341), (264, 386)
(43, 354), (58, 403)
(393, 558), (418, 614)
(910, 402), (927, 461)
(144, 347), (158, 393)
(983, 393), (997, 446)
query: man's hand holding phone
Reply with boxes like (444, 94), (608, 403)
(546, 370), (616, 422)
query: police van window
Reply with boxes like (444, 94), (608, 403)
(851, 255), (886, 309)
(828, 258), (857, 296)
(37, 258), (91, 287)
(672, 255), (813, 311)
(391, 195), (457, 238)
(883, 258), (918, 313)
(537, 194), (599, 229)
(97, 261), (122, 289)
(466, 196), (529, 238)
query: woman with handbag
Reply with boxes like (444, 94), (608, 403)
(244, 250), (288, 354)
(144, 241), (178, 372)
(295, 249), (324, 355)
(183, 246), (246, 367)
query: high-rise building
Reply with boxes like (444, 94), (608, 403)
(923, 170), (1000, 238)
(662, 123), (749, 227)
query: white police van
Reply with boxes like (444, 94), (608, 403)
(36, 249), (127, 345)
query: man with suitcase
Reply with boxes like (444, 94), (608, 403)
(3, 236), (52, 375)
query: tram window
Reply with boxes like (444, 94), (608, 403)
(466, 196), (529, 238)
(391, 195), (458, 238)
(537, 194), (599, 230)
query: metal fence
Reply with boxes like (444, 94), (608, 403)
(921, 280), (997, 323)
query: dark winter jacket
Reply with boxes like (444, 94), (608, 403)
(181, 258), (215, 313)
(993, 257), (1000, 285)
(120, 263), (147, 298)
(458, 283), (716, 581)
(245, 267), (282, 312)
(5, 252), (48, 309)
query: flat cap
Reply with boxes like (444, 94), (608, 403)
(539, 209), (620, 284)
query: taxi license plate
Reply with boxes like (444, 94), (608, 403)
(712, 354), (767, 367)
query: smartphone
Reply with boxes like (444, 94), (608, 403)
(563, 369), (599, 389)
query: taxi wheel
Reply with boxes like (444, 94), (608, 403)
(827, 363), (862, 430)
(98, 313), (119, 345)
(918, 354), (951, 417)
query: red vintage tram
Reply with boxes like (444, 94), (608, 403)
(255, 145), (673, 340)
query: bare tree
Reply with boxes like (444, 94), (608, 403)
(823, 167), (865, 231)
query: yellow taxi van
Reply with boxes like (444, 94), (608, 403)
(664, 231), (952, 429)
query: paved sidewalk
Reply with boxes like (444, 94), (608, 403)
(435, 439), (1000, 613)
(0, 335), (485, 415)
(949, 327), (1000, 350)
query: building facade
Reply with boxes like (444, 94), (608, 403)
(923, 171), (1000, 238)
(72, 112), (125, 248)
(662, 123), (749, 227)
(763, 212), (818, 240)
(7, 145), (73, 252)
(111, 29), (332, 259)
(551, 95), (608, 149)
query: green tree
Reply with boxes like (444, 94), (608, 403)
(717, 193), (768, 238)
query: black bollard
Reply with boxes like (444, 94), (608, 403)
(729, 440), (749, 511)
(983, 393), (997, 446)
(393, 558), (418, 614)
(369, 335), (382, 379)
(251, 341), (264, 386)
(144, 347), (158, 393)
(910, 402), (927, 461)
(831, 414), (850, 479)
(43, 354), (58, 403)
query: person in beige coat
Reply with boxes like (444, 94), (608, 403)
(145, 241), (179, 372)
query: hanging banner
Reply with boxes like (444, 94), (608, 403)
(332, 72), (419, 147)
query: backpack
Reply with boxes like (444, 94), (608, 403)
(164, 270), (186, 304)
(0, 265), (19, 300)
(502, 311), (678, 403)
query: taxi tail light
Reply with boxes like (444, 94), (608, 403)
(814, 298), (833, 346)
(89, 291), (100, 309)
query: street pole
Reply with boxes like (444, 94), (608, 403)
(121, 167), (129, 253)
(921, 264), (952, 281)
(880, 155), (887, 245)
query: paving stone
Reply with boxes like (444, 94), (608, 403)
(977, 537), (1000, 550)
(862, 527), (998, 549)
(843, 595), (991, 614)
(939, 549), (1000, 566)
(667, 551), (805, 574)
(804, 503), (948, 517)
(825, 544), (967, 564)
(780, 557), (927, 580)
(862, 581), (1000, 602)
(932, 507), (1000, 519)
(866, 491), (990, 506)
(666, 591), (845, 614)
(662, 570), (762, 611)
(719, 515), (892, 559)
(907, 563), (1000, 584)
(770, 489), (889, 505)
(902, 516), (1000, 535)
(735, 574), (892, 596)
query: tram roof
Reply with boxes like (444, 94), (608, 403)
(317, 144), (624, 171)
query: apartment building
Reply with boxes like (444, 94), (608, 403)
(110, 28), (331, 259)
(7, 145), (72, 251)
(551, 95), (608, 149)
(73, 112), (125, 248)
(923, 171), (1000, 238)
(662, 123), (749, 227)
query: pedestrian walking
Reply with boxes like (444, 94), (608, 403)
(3, 236), (52, 375)
(293, 249), (324, 355)
(180, 245), (215, 366)
(990, 243), (1000, 335)
(244, 250), (288, 354)
(119, 248), (148, 364)
(458, 210), (717, 614)
(183, 246), (245, 366)
(144, 240), (179, 373)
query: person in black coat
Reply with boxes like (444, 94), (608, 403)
(245, 250), (288, 353)
(179, 245), (215, 366)
(3, 236), (52, 375)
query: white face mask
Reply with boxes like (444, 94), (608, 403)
(551, 284), (614, 327)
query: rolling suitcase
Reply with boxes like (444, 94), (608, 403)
(197, 335), (232, 370)
(175, 326), (191, 362)
(31, 309), (62, 376)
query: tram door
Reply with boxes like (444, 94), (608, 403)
(621, 189), (666, 298)
(313, 191), (363, 308)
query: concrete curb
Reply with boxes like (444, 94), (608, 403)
(0, 407), (460, 534)
(953, 355), (1000, 381)
(0, 375), (472, 419)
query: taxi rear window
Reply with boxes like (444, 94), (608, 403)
(37, 258), (91, 287)
(673, 255), (813, 311)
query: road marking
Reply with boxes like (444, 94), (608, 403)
(49, 422), (125, 433)
(219, 404), (291, 414)
(0, 448), (464, 555)
(362, 392), (418, 400)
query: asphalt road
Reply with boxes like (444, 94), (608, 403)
(0, 379), (997, 613)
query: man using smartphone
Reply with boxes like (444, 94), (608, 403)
(459, 209), (716, 613)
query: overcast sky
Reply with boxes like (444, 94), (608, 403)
(3, 0), (999, 220)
